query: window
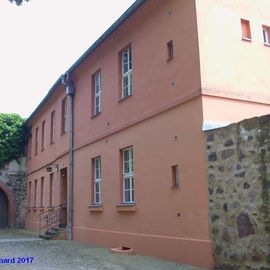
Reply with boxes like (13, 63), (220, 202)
(263, 25), (270, 45)
(49, 173), (54, 207)
(41, 121), (45, 151)
(40, 177), (44, 207)
(61, 97), (67, 134)
(122, 147), (134, 203)
(167, 40), (174, 61)
(241, 19), (252, 40)
(92, 71), (101, 116)
(121, 47), (132, 99)
(28, 182), (32, 207)
(172, 165), (180, 187)
(28, 133), (32, 159)
(50, 111), (56, 143)
(93, 157), (102, 204)
(35, 127), (39, 155)
(34, 180), (37, 207)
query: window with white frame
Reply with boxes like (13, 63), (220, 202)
(121, 47), (132, 99)
(263, 25), (270, 45)
(61, 97), (67, 134)
(122, 147), (134, 203)
(93, 72), (101, 115)
(93, 157), (101, 204)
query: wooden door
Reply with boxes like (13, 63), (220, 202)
(0, 189), (8, 228)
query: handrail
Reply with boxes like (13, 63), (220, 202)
(39, 204), (67, 236)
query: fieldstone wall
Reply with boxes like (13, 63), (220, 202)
(205, 115), (270, 270)
(0, 157), (27, 228)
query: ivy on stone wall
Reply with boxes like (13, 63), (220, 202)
(0, 114), (28, 168)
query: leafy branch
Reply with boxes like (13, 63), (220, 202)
(0, 114), (28, 168)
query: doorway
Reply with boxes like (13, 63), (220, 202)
(60, 168), (67, 226)
(0, 189), (8, 228)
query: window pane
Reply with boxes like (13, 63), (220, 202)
(124, 177), (130, 189)
(125, 191), (130, 202)
(95, 182), (100, 193)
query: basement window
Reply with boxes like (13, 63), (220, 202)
(172, 165), (180, 188)
(241, 19), (252, 41)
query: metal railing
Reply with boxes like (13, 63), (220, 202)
(39, 204), (67, 236)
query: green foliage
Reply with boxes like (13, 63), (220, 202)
(0, 114), (28, 168)
(9, 0), (29, 6)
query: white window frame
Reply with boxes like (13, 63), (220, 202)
(94, 72), (101, 115)
(122, 147), (134, 203)
(93, 157), (102, 204)
(121, 47), (132, 99)
(263, 26), (270, 44)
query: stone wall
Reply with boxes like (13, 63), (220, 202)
(205, 115), (270, 270)
(0, 157), (27, 228)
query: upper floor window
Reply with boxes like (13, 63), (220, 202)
(28, 133), (32, 159)
(93, 156), (102, 204)
(122, 147), (134, 203)
(35, 127), (39, 155)
(92, 71), (101, 116)
(121, 46), (132, 99)
(241, 19), (252, 41)
(50, 110), (56, 143)
(41, 120), (45, 151)
(61, 97), (67, 134)
(263, 25), (270, 45)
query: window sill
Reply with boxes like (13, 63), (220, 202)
(32, 207), (38, 211)
(116, 203), (136, 212)
(242, 37), (252, 42)
(88, 204), (103, 212)
(118, 94), (132, 103)
(39, 207), (45, 212)
(91, 112), (101, 119)
(264, 42), (270, 47)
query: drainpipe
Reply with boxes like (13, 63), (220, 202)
(61, 72), (75, 241)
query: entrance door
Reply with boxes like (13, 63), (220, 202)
(0, 189), (8, 228)
(60, 168), (67, 226)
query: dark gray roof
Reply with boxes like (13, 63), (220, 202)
(26, 0), (147, 124)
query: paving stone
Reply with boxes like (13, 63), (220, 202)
(0, 229), (207, 270)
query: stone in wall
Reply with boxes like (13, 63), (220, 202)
(205, 115), (270, 270)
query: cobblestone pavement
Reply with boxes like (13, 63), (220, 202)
(0, 229), (207, 270)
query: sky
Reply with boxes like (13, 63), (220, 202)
(0, 0), (136, 118)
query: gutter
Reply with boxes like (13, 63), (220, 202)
(61, 73), (75, 241)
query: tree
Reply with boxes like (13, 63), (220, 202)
(9, 0), (29, 6)
(0, 114), (28, 168)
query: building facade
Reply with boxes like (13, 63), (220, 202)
(25, 0), (270, 268)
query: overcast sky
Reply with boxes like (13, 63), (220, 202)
(0, 0), (136, 118)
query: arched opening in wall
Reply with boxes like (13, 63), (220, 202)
(0, 189), (8, 228)
(0, 181), (16, 228)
